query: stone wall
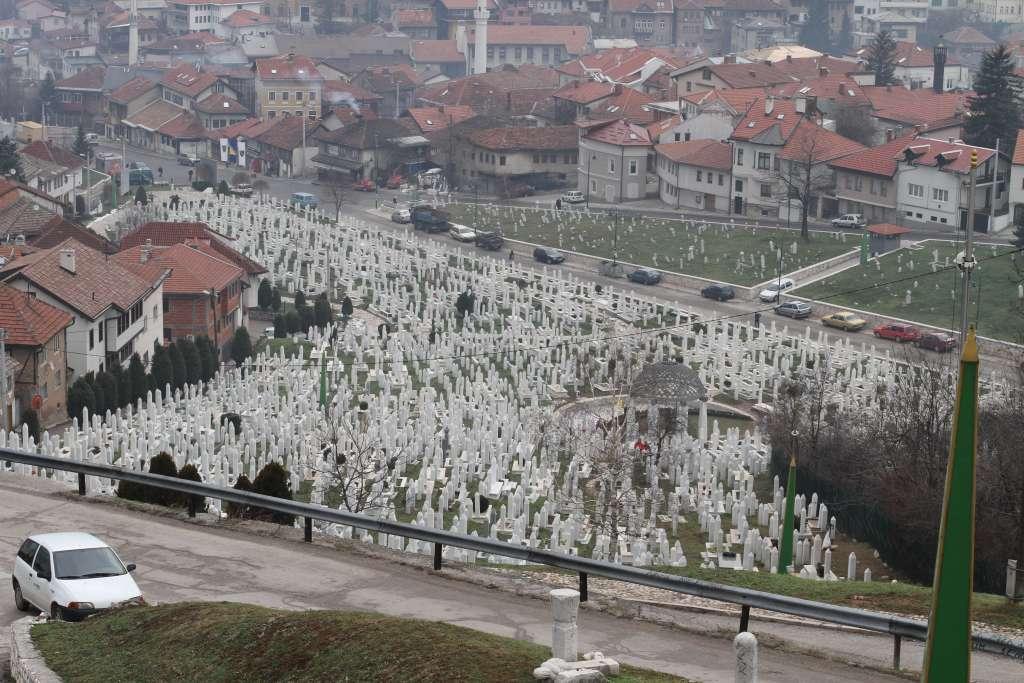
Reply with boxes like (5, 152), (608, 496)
(9, 617), (61, 683)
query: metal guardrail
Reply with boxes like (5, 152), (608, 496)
(3, 449), (1023, 669)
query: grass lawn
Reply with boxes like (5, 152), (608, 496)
(794, 240), (1020, 343)
(32, 603), (687, 683)
(654, 566), (1024, 631)
(446, 203), (857, 287)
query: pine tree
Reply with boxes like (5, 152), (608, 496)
(314, 293), (333, 328)
(72, 123), (89, 158)
(294, 290), (306, 310)
(230, 327), (253, 367)
(0, 136), (23, 182)
(152, 344), (173, 391)
(257, 279), (273, 309)
(94, 371), (119, 415)
(134, 185), (148, 205)
(196, 336), (217, 381)
(37, 72), (57, 118)
(168, 342), (187, 389)
(20, 408), (40, 442)
(341, 295), (354, 318)
(67, 377), (95, 419)
(865, 31), (898, 86)
(129, 353), (148, 404)
(799, 0), (832, 54)
(177, 338), (202, 385)
(273, 314), (286, 337)
(964, 45), (1023, 153)
(271, 287), (282, 311)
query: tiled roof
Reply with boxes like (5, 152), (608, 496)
(769, 74), (869, 107)
(31, 216), (112, 253)
(854, 41), (963, 68)
(254, 116), (316, 151)
(158, 111), (206, 139)
(1014, 130), (1024, 165)
(121, 222), (266, 275)
(323, 107), (377, 126)
(467, 124), (577, 151)
(195, 93), (248, 115)
(101, 10), (158, 30)
(54, 65), (105, 91)
(319, 118), (417, 149)
(410, 39), (463, 64)
(682, 87), (760, 113)
(221, 9), (273, 27)
(415, 68), (560, 111)
(894, 137), (996, 175)
(944, 27), (995, 45)
(729, 97), (801, 143)
(161, 64), (219, 98)
(323, 80), (383, 103)
(584, 119), (652, 146)
(828, 133), (919, 177)
(0, 198), (62, 239)
(356, 64), (423, 92)
(655, 139), (732, 169)
(148, 31), (226, 52)
(779, 120), (865, 164)
(116, 242), (243, 296)
(395, 8), (435, 26)
(407, 106), (475, 134)
(203, 117), (267, 141)
(862, 85), (968, 127)
(124, 100), (187, 132)
(19, 140), (83, 170)
(0, 238), (163, 320)
(108, 76), (157, 104)
(465, 25), (590, 56)
(553, 80), (616, 105)
(255, 54), (324, 81)
(587, 87), (655, 124)
(0, 283), (72, 347)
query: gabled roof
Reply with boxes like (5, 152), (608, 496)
(124, 99), (187, 132)
(31, 216), (112, 253)
(894, 137), (997, 174)
(54, 65), (105, 91)
(553, 80), (616, 105)
(729, 97), (802, 144)
(195, 93), (248, 115)
(587, 87), (655, 124)
(583, 119), (652, 146)
(394, 8), (435, 26)
(0, 283), (72, 347)
(148, 31), (226, 52)
(255, 53), (323, 81)
(682, 87), (760, 114)
(158, 111), (206, 139)
(943, 27), (995, 45)
(161, 64), (219, 98)
(0, 238), (163, 320)
(828, 133), (919, 178)
(254, 116), (316, 150)
(467, 125), (577, 151)
(108, 76), (157, 105)
(407, 106), (475, 134)
(221, 9), (274, 27)
(464, 25), (590, 56)
(779, 119), (865, 164)
(862, 85), (968, 128)
(655, 139), (731, 169)
(410, 39), (463, 64)
(19, 140), (83, 171)
(116, 242), (244, 296)
(121, 221), (266, 275)
(323, 80), (383, 103)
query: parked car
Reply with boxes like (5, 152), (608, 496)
(821, 311), (867, 332)
(831, 213), (865, 229)
(177, 153), (200, 166)
(758, 278), (795, 302)
(700, 284), (735, 301)
(83, 133), (100, 145)
(127, 163), (153, 186)
(230, 183), (253, 198)
(533, 247), (566, 264)
(385, 174), (403, 189)
(873, 322), (921, 342)
(12, 532), (144, 621)
(917, 332), (957, 352)
(475, 230), (504, 250)
(289, 192), (319, 209)
(449, 223), (478, 242)
(627, 267), (661, 285)
(775, 301), (812, 318)
(561, 190), (585, 205)
(391, 208), (411, 224)
(353, 178), (377, 192)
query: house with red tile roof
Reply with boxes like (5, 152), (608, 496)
(52, 65), (105, 128)
(861, 85), (969, 146)
(655, 139), (733, 211)
(0, 283), (73, 427)
(605, 0), (677, 47)
(254, 52), (325, 121)
(460, 125), (578, 196)
(647, 87), (760, 145)
(120, 220), (267, 311)
(322, 80), (384, 122)
(252, 115), (319, 177)
(393, 8), (438, 40)
(116, 241), (246, 347)
(578, 119), (655, 203)
(409, 39), (466, 79)
(123, 99), (206, 157)
(462, 25), (591, 72)
(166, 0), (265, 34)
(0, 239), (167, 380)
(1011, 129), (1024, 228)
(106, 76), (160, 140)
(216, 8), (276, 40)
(852, 42), (970, 92)
(406, 105), (476, 135)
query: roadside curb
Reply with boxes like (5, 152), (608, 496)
(9, 617), (59, 683)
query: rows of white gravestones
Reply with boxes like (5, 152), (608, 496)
(4, 192), (999, 577)
(441, 202), (856, 286)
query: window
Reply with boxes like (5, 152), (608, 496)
(627, 159), (637, 175)
(527, 47), (534, 59)
(98, 322), (103, 342)
(282, 91), (289, 101)
(735, 179), (743, 192)
(609, 159), (616, 173)
(869, 179), (876, 194)
(296, 91), (304, 101)
(17, 539), (39, 566)
(908, 182), (924, 198)
(702, 67), (711, 80)
(268, 111), (276, 119)
(696, 170), (703, 182)
(673, 133), (680, 142)
(933, 188), (949, 202)
(736, 148), (744, 166)
(760, 183), (772, 198)
(269, 91), (276, 101)
(854, 177), (863, 191)
(89, 329), (94, 350)
(707, 173), (713, 184)
(718, 173), (724, 186)
(32, 547), (50, 581)
(684, 132), (691, 142)
(499, 155), (506, 166)
(880, 182), (888, 197)
(756, 152), (771, 170)
(515, 47), (522, 60)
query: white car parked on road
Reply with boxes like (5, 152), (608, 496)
(12, 532), (144, 621)
(758, 278), (795, 302)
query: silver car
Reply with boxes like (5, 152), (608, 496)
(391, 208), (411, 223)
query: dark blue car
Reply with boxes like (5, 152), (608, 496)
(627, 268), (661, 285)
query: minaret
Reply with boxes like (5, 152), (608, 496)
(473, 0), (488, 75)
(128, 0), (139, 67)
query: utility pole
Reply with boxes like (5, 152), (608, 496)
(957, 150), (978, 340)
(0, 328), (8, 434)
(989, 138), (1000, 231)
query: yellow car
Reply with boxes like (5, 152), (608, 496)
(821, 311), (867, 332)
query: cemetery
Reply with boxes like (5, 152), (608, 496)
(5, 193), (1020, 608)
(444, 203), (857, 287)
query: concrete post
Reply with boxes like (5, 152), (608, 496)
(550, 588), (580, 661)
(734, 631), (758, 683)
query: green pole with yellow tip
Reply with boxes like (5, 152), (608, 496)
(921, 327), (980, 682)
(778, 452), (797, 575)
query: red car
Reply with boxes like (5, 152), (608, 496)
(872, 322), (921, 342)
(353, 179), (377, 192)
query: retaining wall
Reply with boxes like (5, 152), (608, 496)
(9, 617), (60, 683)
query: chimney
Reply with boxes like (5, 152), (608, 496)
(59, 248), (75, 274)
(933, 40), (947, 93)
(288, 49), (295, 61)
(764, 96), (774, 115)
(795, 97), (806, 114)
(140, 238), (153, 263)
(886, 128), (894, 142)
(819, 66), (829, 77)
(786, 54), (792, 63)
(724, 54), (736, 65)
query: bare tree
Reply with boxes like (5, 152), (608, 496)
(326, 176), (345, 222)
(252, 178), (270, 196)
(776, 122), (838, 240)
(835, 106), (876, 147)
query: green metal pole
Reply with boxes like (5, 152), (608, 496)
(922, 327), (980, 683)
(778, 453), (797, 574)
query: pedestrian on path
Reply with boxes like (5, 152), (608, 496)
(508, 249), (514, 262)
(754, 312), (761, 327)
